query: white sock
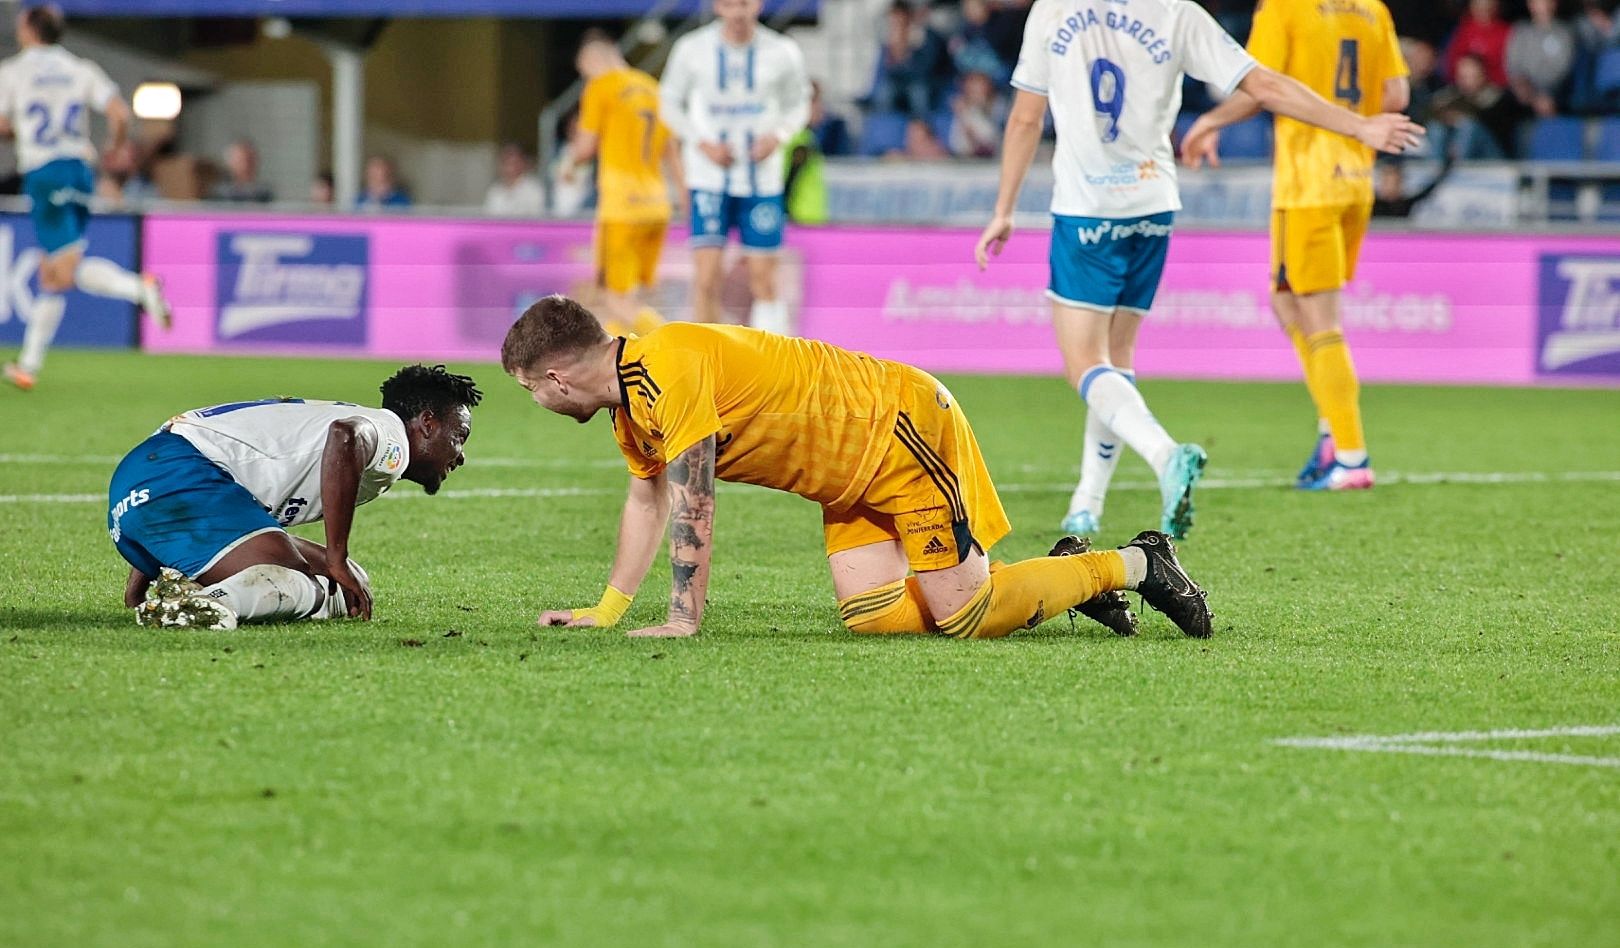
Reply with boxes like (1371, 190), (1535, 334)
(1079, 365), (1177, 477)
(1119, 546), (1147, 588)
(75, 257), (144, 303)
(18, 294), (66, 374)
(1069, 369), (1133, 517)
(201, 564), (323, 623)
(750, 298), (790, 335)
(1336, 449), (1368, 467)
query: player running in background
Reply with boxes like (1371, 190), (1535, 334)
(1179, 0), (1409, 491)
(0, 5), (170, 391)
(659, 0), (810, 334)
(502, 294), (1213, 641)
(563, 31), (684, 338)
(975, 0), (1421, 537)
(108, 366), (480, 629)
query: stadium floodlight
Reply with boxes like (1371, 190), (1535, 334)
(132, 82), (182, 121)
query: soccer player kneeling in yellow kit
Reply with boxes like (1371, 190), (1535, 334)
(501, 295), (1214, 640)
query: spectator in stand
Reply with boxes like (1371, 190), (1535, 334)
(886, 117), (950, 160)
(356, 155), (411, 210)
(1446, 0), (1513, 85)
(950, 0), (1010, 82)
(1432, 52), (1523, 158)
(786, 85), (830, 224)
(1508, 0), (1577, 117)
(310, 171), (334, 206)
(805, 80), (853, 156)
(1373, 153), (1458, 217)
(947, 70), (1004, 157)
(97, 139), (156, 207)
(1402, 37), (1445, 129)
(983, 0), (1031, 75)
(1385, 0), (1460, 47)
(484, 142), (545, 217)
(1576, 0), (1620, 48)
(210, 138), (273, 203)
(866, 2), (947, 117)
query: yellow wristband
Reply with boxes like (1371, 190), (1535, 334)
(572, 585), (633, 627)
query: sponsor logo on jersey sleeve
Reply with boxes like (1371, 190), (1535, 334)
(382, 441), (404, 472)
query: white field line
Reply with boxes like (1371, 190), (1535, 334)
(1275, 725), (1620, 769)
(7, 469), (1620, 505)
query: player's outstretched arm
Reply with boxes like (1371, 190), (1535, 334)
(1245, 67), (1422, 154)
(320, 419), (378, 619)
(101, 95), (131, 154)
(626, 435), (717, 639)
(539, 473), (670, 628)
(974, 90), (1047, 270)
(1178, 88), (1264, 169)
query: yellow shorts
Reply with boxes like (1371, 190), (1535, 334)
(1270, 203), (1372, 296)
(596, 220), (667, 294)
(822, 368), (1012, 573)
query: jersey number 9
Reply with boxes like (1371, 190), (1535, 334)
(1090, 58), (1126, 144)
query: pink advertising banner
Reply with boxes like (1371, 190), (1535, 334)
(142, 212), (1620, 385)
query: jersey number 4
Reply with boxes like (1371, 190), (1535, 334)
(26, 101), (84, 147)
(1334, 39), (1362, 107)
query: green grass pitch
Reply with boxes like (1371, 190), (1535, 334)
(3, 350), (1619, 947)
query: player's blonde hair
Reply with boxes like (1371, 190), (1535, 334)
(500, 295), (610, 375)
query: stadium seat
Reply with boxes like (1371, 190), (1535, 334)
(1525, 117), (1588, 161)
(1546, 180), (1581, 221)
(1595, 47), (1620, 98)
(1217, 115), (1272, 160)
(929, 107), (954, 152)
(858, 110), (908, 157)
(1596, 118), (1620, 161)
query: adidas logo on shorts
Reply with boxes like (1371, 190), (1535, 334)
(922, 536), (950, 556)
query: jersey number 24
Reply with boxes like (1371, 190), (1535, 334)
(26, 100), (84, 147)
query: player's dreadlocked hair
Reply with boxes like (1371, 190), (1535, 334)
(379, 364), (483, 422)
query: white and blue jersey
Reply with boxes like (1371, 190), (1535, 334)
(659, 21), (809, 250)
(0, 45), (120, 253)
(108, 401), (409, 579)
(1012, 0), (1255, 310)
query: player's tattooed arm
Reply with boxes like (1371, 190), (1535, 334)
(636, 434), (716, 639)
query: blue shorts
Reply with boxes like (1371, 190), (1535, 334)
(690, 191), (784, 251)
(24, 158), (94, 255)
(108, 432), (281, 580)
(1048, 212), (1175, 313)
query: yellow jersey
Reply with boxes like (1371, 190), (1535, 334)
(579, 67), (671, 224)
(609, 323), (909, 511)
(1247, 0), (1407, 209)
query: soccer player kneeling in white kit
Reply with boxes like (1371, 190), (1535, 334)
(106, 365), (481, 629)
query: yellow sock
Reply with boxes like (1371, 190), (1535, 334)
(838, 578), (932, 634)
(937, 552), (1126, 640)
(1286, 323), (1329, 427)
(1306, 329), (1366, 454)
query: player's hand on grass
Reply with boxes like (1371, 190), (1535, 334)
(749, 133), (781, 162)
(1357, 113), (1426, 155)
(539, 609), (598, 628)
(1179, 121), (1221, 169)
(326, 559), (373, 620)
(625, 622), (698, 638)
(699, 140), (734, 167)
(974, 214), (1014, 270)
